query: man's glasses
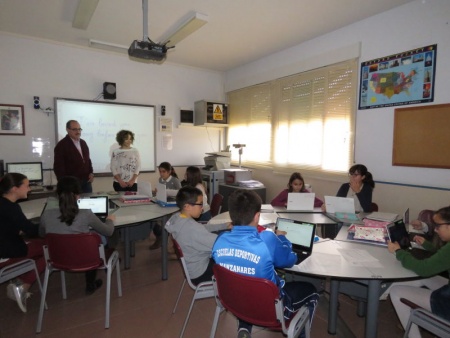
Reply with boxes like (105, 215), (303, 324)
(69, 128), (83, 132)
(188, 203), (203, 207)
(434, 222), (450, 229)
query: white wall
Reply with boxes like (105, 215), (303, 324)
(0, 33), (225, 184)
(225, 0), (450, 217)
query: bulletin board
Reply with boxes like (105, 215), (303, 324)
(392, 103), (450, 169)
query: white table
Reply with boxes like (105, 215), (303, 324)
(288, 239), (419, 338)
(20, 198), (178, 280)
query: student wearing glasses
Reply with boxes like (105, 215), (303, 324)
(387, 206), (450, 338)
(54, 120), (94, 193)
(336, 164), (375, 212)
(164, 186), (229, 285)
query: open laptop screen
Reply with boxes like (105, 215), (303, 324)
(276, 217), (316, 251)
(77, 196), (108, 217)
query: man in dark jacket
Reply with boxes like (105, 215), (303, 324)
(54, 120), (94, 193)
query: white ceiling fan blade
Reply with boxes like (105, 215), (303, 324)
(73, 0), (100, 29)
(159, 12), (208, 47)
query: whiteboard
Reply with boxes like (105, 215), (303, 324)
(55, 98), (155, 174)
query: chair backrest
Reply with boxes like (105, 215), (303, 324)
(45, 233), (103, 271)
(418, 209), (434, 227)
(212, 264), (281, 329)
(370, 202), (379, 212)
(209, 193), (224, 217)
(401, 298), (450, 338)
(172, 238), (197, 290)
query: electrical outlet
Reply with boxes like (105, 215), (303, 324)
(33, 96), (40, 109)
(161, 105), (166, 116)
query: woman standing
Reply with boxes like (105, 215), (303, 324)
(111, 129), (141, 192)
(0, 173), (45, 312)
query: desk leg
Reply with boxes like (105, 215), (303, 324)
(328, 279), (340, 335)
(123, 227), (131, 270)
(161, 227), (168, 280)
(365, 279), (381, 338)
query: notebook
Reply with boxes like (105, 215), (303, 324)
(286, 193), (316, 211)
(137, 181), (152, 197)
(366, 211), (398, 222)
(155, 182), (177, 207)
(276, 217), (316, 264)
(324, 196), (355, 214)
(77, 196), (109, 222)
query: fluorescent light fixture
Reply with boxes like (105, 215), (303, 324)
(89, 39), (128, 54)
(73, 0), (100, 29)
(159, 12), (208, 47)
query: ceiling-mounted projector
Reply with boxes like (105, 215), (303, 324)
(128, 40), (168, 61)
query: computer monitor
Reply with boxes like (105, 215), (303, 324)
(6, 162), (43, 185)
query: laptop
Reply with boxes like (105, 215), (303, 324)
(324, 196), (356, 214)
(155, 182), (177, 207)
(276, 217), (316, 264)
(286, 193), (316, 211)
(77, 196), (109, 222)
(403, 208), (425, 234)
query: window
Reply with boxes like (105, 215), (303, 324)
(227, 59), (357, 173)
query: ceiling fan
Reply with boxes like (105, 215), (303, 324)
(81, 0), (208, 62)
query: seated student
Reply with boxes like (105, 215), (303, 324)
(212, 189), (319, 338)
(334, 164), (374, 212)
(0, 173), (46, 313)
(271, 172), (323, 208)
(182, 166), (211, 222)
(39, 176), (116, 294)
(387, 206), (450, 338)
(150, 161), (182, 250)
(164, 186), (229, 285)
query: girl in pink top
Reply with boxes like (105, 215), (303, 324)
(271, 172), (323, 208)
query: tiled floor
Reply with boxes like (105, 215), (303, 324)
(0, 239), (431, 338)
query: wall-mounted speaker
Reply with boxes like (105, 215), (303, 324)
(180, 110), (194, 123)
(103, 82), (116, 100)
(33, 96), (40, 109)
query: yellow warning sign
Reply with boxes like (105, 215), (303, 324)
(213, 104), (223, 121)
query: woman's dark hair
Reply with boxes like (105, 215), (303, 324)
(175, 186), (202, 209)
(185, 166), (202, 187)
(228, 189), (262, 226)
(159, 162), (178, 178)
(56, 176), (82, 225)
(116, 129), (135, 146)
(349, 164), (375, 189)
(435, 206), (450, 223)
(0, 173), (27, 195)
(287, 172), (307, 192)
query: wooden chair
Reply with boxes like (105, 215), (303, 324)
(171, 239), (215, 337)
(210, 264), (311, 338)
(36, 233), (122, 333)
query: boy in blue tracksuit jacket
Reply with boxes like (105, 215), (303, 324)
(212, 189), (319, 338)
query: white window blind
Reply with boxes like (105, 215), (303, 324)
(227, 59), (357, 173)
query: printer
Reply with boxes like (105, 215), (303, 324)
(203, 151), (231, 171)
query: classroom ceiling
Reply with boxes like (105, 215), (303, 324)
(0, 0), (415, 72)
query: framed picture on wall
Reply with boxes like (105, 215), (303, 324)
(0, 104), (25, 135)
(359, 44), (437, 110)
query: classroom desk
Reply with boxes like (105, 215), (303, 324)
(287, 239), (419, 338)
(20, 198), (178, 280)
